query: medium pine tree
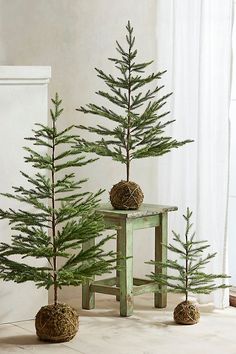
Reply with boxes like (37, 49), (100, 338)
(0, 94), (116, 340)
(147, 208), (229, 324)
(76, 21), (193, 209)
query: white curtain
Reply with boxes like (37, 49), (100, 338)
(155, 0), (233, 308)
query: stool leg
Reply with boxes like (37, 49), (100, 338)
(116, 229), (120, 301)
(119, 220), (133, 317)
(154, 212), (168, 308)
(82, 238), (95, 310)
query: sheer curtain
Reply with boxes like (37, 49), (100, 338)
(155, 0), (233, 308)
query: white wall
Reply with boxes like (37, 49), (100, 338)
(0, 0), (160, 304)
(0, 66), (51, 323)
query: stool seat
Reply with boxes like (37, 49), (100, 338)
(98, 203), (177, 219)
(82, 203), (177, 317)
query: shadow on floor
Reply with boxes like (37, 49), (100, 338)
(78, 297), (176, 318)
(0, 334), (44, 346)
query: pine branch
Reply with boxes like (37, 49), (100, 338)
(55, 156), (97, 172)
(77, 104), (124, 124)
(0, 208), (50, 228)
(131, 138), (191, 159)
(57, 257), (116, 287)
(20, 172), (51, 198)
(55, 214), (105, 249)
(24, 147), (53, 170)
(130, 85), (165, 110)
(62, 233), (116, 270)
(0, 256), (52, 287)
(96, 90), (128, 108)
(32, 124), (54, 139)
(76, 138), (127, 163)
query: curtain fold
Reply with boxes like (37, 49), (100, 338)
(156, 0), (233, 308)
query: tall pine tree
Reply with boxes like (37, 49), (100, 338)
(76, 21), (192, 209)
(0, 94), (116, 307)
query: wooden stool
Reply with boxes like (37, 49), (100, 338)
(82, 203), (177, 317)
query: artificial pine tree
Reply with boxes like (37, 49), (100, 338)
(147, 208), (229, 325)
(0, 94), (116, 342)
(76, 21), (192, 210)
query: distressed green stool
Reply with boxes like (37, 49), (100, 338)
(82, 203), (177, 317)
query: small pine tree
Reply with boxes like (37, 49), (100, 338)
(76, 21), (192, 182)
(147, 208), (229, 302)
(0, 94), (116, 306)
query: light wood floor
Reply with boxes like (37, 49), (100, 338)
(0, 293), (235, 354)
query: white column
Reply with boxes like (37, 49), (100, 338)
(0, 66), (51, 323)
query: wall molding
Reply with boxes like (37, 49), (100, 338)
(0, 66), (51, 85)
